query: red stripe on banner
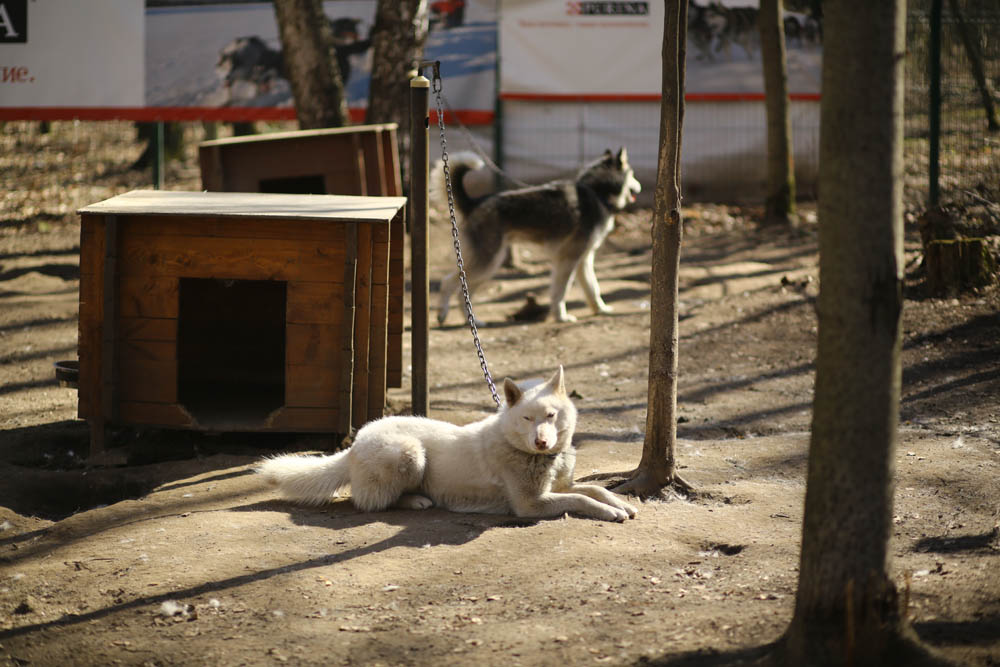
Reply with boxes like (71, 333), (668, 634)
(0, 107), (497, 125)
(500, 92), (822, 102)
(428, 109), (495, 126)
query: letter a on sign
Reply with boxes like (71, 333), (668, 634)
(0, 1), (28, 43)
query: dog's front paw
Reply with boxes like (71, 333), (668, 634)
(606, 506), (630, 522)
(617, 501), (638, 519)
(555, 312), (577, 323)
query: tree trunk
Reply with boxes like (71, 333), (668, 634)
(769, 1), (948, 664)
(947, 0), (999, 131)
(367, 0), (429, 189)
(612, 0), (691, 498)
(759, 0), (795, 225)
(273, 0), (349, 130)
(925, 237), (998, 295)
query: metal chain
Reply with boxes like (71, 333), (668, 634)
(431, 66), (502, 408)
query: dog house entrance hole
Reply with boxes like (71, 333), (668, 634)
(258, 175), (326, 195)
(178, 278), (286, 427)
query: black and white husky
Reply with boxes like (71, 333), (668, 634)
(437, 148), (641, 324)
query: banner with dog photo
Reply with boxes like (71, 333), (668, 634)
(0, 0), (498, 123)
(143, 0), (498, 122)
(497, 0), (824, 199)
(499, 0), (822, 97)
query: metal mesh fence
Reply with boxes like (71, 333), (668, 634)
(905, 0), (1000, 209)
(495, 99), (820, 205)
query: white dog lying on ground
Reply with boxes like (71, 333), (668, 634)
(257, 367), (637, 522)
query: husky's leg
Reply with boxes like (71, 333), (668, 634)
(549, 255), (579, 322)
(348, 437), (426, 512)
(576, 248), (612, 315)
(437, 269), (460, 325)
(442, 243), (506, 327)
(568, 484), (637, 518)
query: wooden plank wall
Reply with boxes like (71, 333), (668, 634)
(78, 212), (395, 434)
(198, 125), (406, 395)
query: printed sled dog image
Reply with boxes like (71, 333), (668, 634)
(437, 148), (642, 324)
(257, 367), (637, 522)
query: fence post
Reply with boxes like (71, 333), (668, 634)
(493, 46), (504, 192)
(152, 122), (165, 190)
(929, 0), (942, 206)
(409, 74), (430, 417)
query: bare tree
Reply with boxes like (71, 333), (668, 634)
(273, 0), (349, 129)
(368, 0), (428, 123)
(612, 0), (691, 498)
(947, 0), (998, 131)
(367, 0), (429, 185)
(759, 0), (796, 224)
(767, 1), (951, 664)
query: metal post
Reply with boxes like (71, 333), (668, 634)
(493, 39), (504, 192)
(152, 121), (165, 190)
(929, 0), (942, 206)
(410, 74), (430, 416)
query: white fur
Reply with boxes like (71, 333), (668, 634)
(257, 367), (637, 522)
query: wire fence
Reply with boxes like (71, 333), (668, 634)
(905, 0), (1000, 209)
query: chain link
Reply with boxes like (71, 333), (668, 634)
(431, 67), (502, 408)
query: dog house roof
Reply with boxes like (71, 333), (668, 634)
(78, 190), (407, 223)
(198, 122), (399, 148)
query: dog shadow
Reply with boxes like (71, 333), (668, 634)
(0, 500), (538, 643)
(233, 498), (539, 560)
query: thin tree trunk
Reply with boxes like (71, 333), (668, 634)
(367, 0), (429, 189)
(612, 0), (691, 498)
(947, 0), (999, 131)
(273, 0), (349, 129)
(769, 1), (949, 664)
(759, 0), (796, 224)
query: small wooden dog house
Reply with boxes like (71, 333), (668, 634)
(77, 190), (407, 455)
(197, 123), (405, 389)
(198, 123), (401, 198)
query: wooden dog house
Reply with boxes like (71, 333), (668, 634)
(198, 123), (405, 390)
(77, 190), (407, 455)
(198, 123), (402, 198)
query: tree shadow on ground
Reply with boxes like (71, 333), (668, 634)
(0, 502), (533, 643)
(914, 528), (1000, 555)
(636, 643), (773, 665)
(914, 614), (1000, 648)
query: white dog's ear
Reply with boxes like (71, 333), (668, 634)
(616, 147), (628, 165)
(503, 377), (522, 406)
(547, 365), (566, 397)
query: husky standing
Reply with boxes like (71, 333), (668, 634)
(437, 148), (641, 324)
(257, 367), (637, 522)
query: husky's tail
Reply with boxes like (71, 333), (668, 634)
(256, 451), (351, 505)
(430, 151), (489, 223)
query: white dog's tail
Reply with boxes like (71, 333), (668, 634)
(256, 451), (351, 505)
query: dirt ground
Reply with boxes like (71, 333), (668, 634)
(1, 121), (998, 666)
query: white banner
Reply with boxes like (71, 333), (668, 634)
(500, 0), (662, 97)
(500, 1), (822, 97)
(0, 0), (144, 107)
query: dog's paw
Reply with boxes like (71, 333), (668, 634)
(618, 501), (638, 519)
(594, 303), (614, 315)
(607, 506), (630, 522)
(396, 494), (434, 510)
(555, 312), (577, 323)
